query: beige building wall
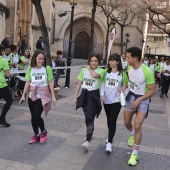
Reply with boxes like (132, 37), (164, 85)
(0, 0), (7, 42)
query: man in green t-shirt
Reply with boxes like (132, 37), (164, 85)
(122, 47), (156, 166)
(0, 44), (15, 127)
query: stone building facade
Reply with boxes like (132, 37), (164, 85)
(1, 0), (145, 60)
(146, 0), (170, 55)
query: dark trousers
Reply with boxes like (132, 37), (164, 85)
(0, 86), (13, 120)
(161, 75), (170, 96)
(104, 102), (121, 143)
(84, 100), (98, 142)
(54, 72), (60, 85)
(28, 98), (45, 135)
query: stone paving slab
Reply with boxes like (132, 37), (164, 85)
(0, 128), (65, 166)
(0, 158), (34, 170)
(83, 145), (170, 170)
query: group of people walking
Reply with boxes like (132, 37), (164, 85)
(74, 47), (155, 166)
(0, 43), (156, 166)
(143, 56), (170, 99)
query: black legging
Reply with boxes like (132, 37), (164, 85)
(161, 75), (170, 96)
(84, 99), (98, 142)
(28, 98), (45, 135)
(104, 102), (121, 143)
(0, 86), (13, 120)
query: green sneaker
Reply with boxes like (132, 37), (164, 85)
(128, 135), (134, 147)
(128, 153), (138, 166)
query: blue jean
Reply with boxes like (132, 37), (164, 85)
(54, 73), (60, 85)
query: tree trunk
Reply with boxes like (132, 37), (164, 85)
(90, 0), (97, 54)
(120, 25), (124, 54)
(31, 0), (51, 66)
(104, 18), (110, 65)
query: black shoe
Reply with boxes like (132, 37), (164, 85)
(160, 95), (164, 99)
(165, 94), (168, 98)
(0, 120), (10, 127)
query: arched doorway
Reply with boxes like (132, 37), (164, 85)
(74, 31), (90, 59)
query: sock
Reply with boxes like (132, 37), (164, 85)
(132, 144), (140, 155)
(129, 129), (135, 136)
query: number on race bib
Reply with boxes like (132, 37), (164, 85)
(108, 81), (115, 86)
(85, 81), (93, 86)
(35, 76), (42, 80)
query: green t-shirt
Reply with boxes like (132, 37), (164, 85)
(154, 62), (160, 72)
(0, 56), (10, 88)
(77, 67), (105, 91)
(25, 65), (53, 85)
(101, 69), (128, 104)
(128, 64), (155, 95)
(20, 56), (30, 70)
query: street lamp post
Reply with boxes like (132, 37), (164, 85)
(155, 45), (158, 54)
(125, 33), (130, 53)
(146, 45), (150, 54)
(64, 0), (77, 88)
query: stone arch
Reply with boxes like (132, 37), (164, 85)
(60, 13), (106, 59)
(59, 12), (106, 41)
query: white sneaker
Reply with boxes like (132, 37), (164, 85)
(82, 141), (90, 152)
(106, 142), (112, 153)
(105, 139), (108, 144)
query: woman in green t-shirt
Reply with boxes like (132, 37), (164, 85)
(73, 54), (104, 152)
(19, 50), (56, 144)
(0, 44), (15, 127)
(19, 49), (32, 73)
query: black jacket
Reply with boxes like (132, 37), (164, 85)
(1, 38), (10, 49)
(36, 40), (43, 50)
(76, 89), (102, 119)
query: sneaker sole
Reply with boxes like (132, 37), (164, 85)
(81, 145), (88, 152)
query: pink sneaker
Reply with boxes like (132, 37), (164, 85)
(29, 135), (39, 144)
(40, 130), (47, 143)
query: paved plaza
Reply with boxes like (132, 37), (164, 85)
(0, 67), (170, 170)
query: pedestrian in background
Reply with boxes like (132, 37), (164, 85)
(20, 50), (56, 144)
(20, 35), (27, 55)
(1, 35), (10, 49)
(36, 37), (44, 51)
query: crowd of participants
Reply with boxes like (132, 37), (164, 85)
(0, 35), (163, 166)
(142, 56), (170, 98)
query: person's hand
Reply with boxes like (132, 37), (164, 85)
(19, 95), (25, 104)
(119, 86), (126, 93)
(100, 95), (105, 102)
(52, 96), (57, 105)
(86, 65), (90, 70)
(73, 98), (77, 107)
(131, 98), (140, 111)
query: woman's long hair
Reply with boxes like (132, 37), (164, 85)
(107, 53), (123, 75)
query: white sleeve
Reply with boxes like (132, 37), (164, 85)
(100, 82), (105, 96)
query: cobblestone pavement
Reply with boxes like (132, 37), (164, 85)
(0, 67), (170, 170)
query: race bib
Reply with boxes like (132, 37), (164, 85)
(32, 73), (46, 83)
(128, 81), (137, 93)
(82, 78), (95, 89)
(105, 78), (118, 88)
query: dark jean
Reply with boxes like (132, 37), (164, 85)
(0, 86), (13, 120)
(54, 72), (60, 85)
